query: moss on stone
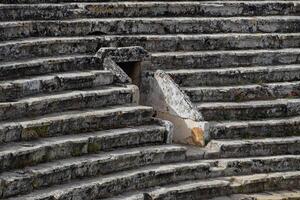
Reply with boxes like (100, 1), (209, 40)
(22, 124), (50, 140)
(88, 143), (101, 153)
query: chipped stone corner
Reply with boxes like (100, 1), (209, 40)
(94, 46), (150, 84)
(126, 84), (140, 105)
(152, 117), (174, 144)
(95, 46), (150, 63)
(141, 70), (210, 147)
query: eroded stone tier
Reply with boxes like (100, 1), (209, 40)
(0, 1), (300, 199)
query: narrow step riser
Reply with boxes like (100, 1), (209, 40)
(0, 107), (153, 143)
(149, 50), (300, 70)
(12, 163), (212, 200)
(1, 146), (186, 198)
(149, 174), (300, 200)
(0, 126), (165, 172)
(171, 68), (300, 87)
(3, 156), (300, 197)
(213, 191), (300, 200)
(0, 2), (298, 21)
(213, 157), (300, 177)
(185, 82), (300, 102)
(0, 55), (96, 81)
(2, 34), (300, 63)
(199, 101), (300, 121)
(208, 141), (300, 158)
(13, 168), (300, 200)
(1, 18), (299, 41)
(0, 89), (133, 121)
(210, 121), (300, 139)
(0, 39), (99, 63)
(0, 71), (114, 102)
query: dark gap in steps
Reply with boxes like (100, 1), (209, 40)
(118, 61), (142, 88)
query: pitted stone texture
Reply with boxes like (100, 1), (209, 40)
(0, 2), (299, 21)
(0, 105), (153, 143)
(0, 0), (300, 199)
(0, 86), (136, 121)
(0, 125), (168, 172)
(2, 34), (300, 63)
(210, 190), (300, 200)
(142, 171), (300, 200)
(96, 46), (150, 64)
(0, 145), (186, 198)
(184, 81), (300, 103)
(209, 116), (300, 139)
(0, 55), (97, 80)
(167, 65), (300, 87)
(0, 70), (114, 102)
(148, 49), (300, 70)
(1, 16), (300, 41)
(9, 161), (213, 199)
(196, 98), (300, 121)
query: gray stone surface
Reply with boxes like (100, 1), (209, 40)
(0, 0), (300, 199)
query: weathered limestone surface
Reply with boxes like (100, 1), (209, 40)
(0, 0), (300, 200)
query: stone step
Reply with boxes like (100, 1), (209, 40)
(0, 85), (136, 121)
(0, 38), (99, 63)
(0, 105), (153, 143)
(207, 137), (300, 158)
(2, 34), (300, 63)
(206, 155), (300, 176)
(138, 171), (300, 200)
(196, 98), (300, 121)
(106, 155), (300, 199)
(0, 70), (114, 102)
(210, 190), (300, 200)
(0, 54), (96, 80)
(0, 144), (186, 198)
(210, 116), (300, 139)
(9, 154), (300, 199)
(0, 1), (298, 21)
(1, 16), (299, 41)
(0, 124), (167, 172)
(168, 65), (300, 87)
(3, 0), (299, 3)
(8, 160), (214, 199)
(183, 81), (300, 102)
(148, 48), (300, 70)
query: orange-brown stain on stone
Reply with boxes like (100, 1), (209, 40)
(191, 127), (205, 146)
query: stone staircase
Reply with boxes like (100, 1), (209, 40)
(0, 0), (300, 199)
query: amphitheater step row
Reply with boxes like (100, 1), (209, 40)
(148, 49), (300, 70)
(1, 16), (300, 41)
(3, 0), (300, 3)
(183, 81), (300, 102)
(0, 70), (114, 101)
(2, 154), (300, 198)
(0, 1), (299, 21)
(2, 48), (300, 80)
(0, 129), (178, 171)
(0, 105), (153, 143)
(0, 85), (138, 121)
(107, 171), (300, 200)
(10, 169), (300, 200)
(167, 64), (300, 87)
(0, 144), (185, 198)
(209, 116), (300, 139)
(0, 54), (95, 80)
(2, 33), (300, 62)
(196, 98), (300, 121)
(210, 190), (300, 200)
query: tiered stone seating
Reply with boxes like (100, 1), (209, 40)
(0, 0), (300, 199)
